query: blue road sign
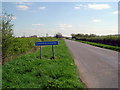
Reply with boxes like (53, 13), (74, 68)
(35, 41), (58, 46)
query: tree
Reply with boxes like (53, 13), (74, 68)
(1, 12), (14, 59)
(55, 33), (63, 38)
(71, 33), (76, 39)
(71, 33), (75, 37)
(76, 34), (84, 37)
(84, 34), (89, 37)
(89, 34), (96, 37)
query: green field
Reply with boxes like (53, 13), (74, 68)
(2, 39), (85, 88)
(76, 40), (120, 52)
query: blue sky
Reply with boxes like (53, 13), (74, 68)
(2, 2), (118, 37)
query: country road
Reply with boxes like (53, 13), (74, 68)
(65, 39), (118, 88)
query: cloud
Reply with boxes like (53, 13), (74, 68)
(74, 4), (110, 10)
(93, 19), (102, 22)
(74, 4), (87, 9)
(78, 4), (87, 7)
(112, 11), (120, 14)
(39, 6), (46, 10)
(21, 0), (29, 1)
(74, 6), (80, 9)
(16, 2), (32, 5)
(88, 4), (110, 10)
(32, 24), (44, 26)
(17, 5), (29, 10)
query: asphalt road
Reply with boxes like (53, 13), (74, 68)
(65, 39), (118, 88)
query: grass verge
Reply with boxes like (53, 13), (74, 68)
(76, 40), (120, 52)
(2, 40), (85, 88)
(0, 64), (1, 89)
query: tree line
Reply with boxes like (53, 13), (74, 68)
(71, 33), (119, 46)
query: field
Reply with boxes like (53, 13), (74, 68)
(2, 39), (85, 88)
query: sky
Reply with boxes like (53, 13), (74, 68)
(2, 2), (118, 37)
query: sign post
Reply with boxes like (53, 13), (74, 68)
(40, 46), (42, 59)
(35, 41), (58, 59)
(51, 45), (54, 59)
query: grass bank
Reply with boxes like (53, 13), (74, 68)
(3, 37), (40, 63)
(2, 40), (85, 88)
(76, 40), (120, 52)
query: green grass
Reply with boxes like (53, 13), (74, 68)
(76, 40), (120, 52)
(2, 40), (85, 88)
(0, 65), (1, 89)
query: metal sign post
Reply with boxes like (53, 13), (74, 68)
(51, 45), (54, 59)
(35, 41), (58, 59)
(40, 46), (42, 59)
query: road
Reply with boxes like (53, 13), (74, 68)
(65, 39), (118, 88)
